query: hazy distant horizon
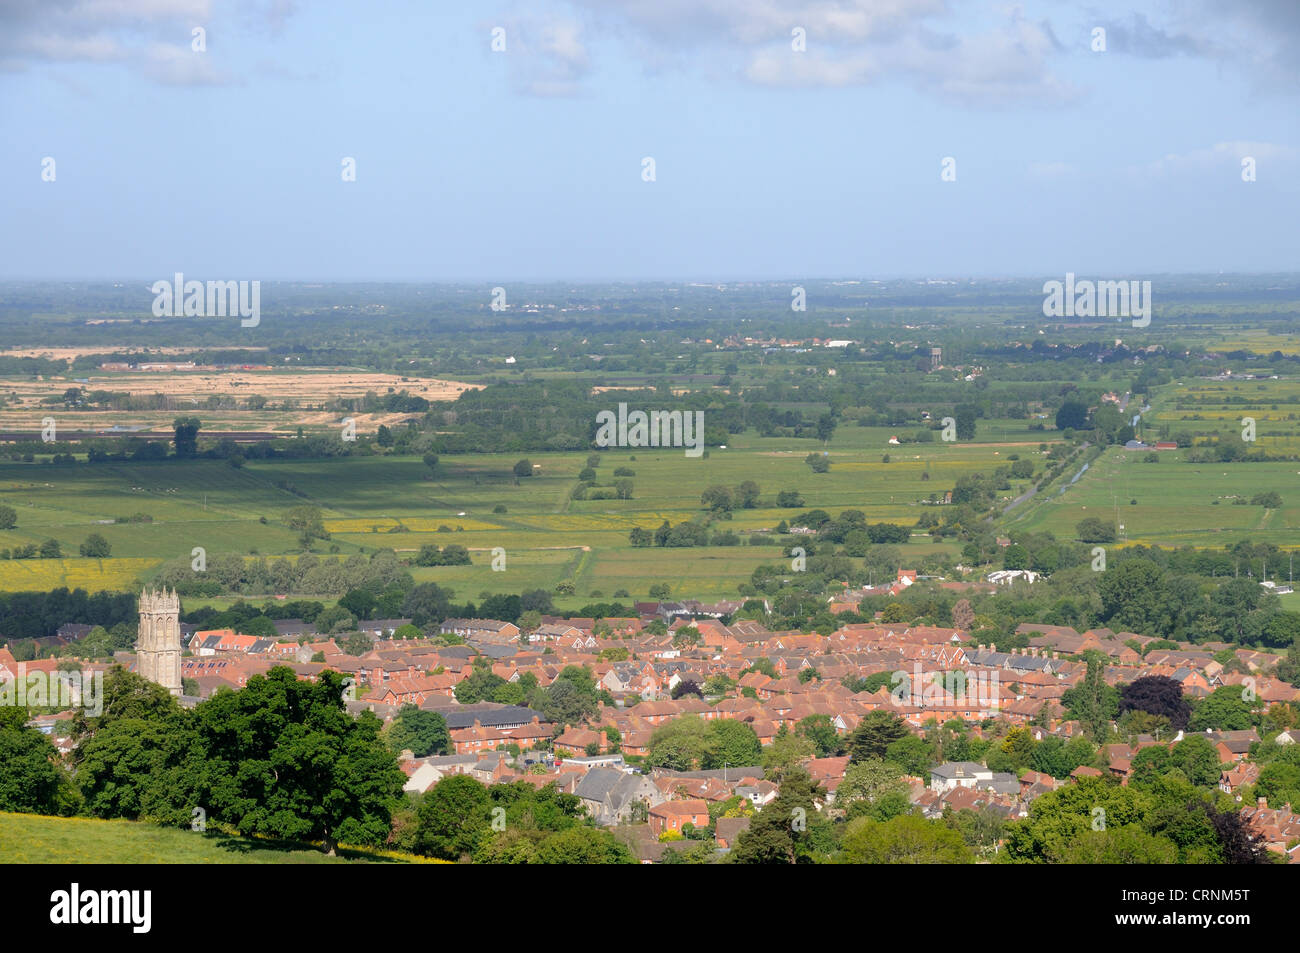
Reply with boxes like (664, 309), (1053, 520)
(3, 272), (1299, 287)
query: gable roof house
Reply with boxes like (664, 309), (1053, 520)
(574, 768), (664, 826)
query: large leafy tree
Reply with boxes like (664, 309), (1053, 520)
(839, 813), (972, 864)
(1051, 825), (1178, 864)
(705, 719), (762, 770)
(1003, 777), (1154, 863)
(795, 714), (842, 757)
(387, 705), (451, 757)
(847, 711), (909, 763)
(836, 758), (910, 819)
(730, 768), (831, 864)
(761, 725), (816, 779)
(454, 659), (507, 704)
(0, 707), (65, 814)
(416, 775), (493, 859)
(539, 666), (600, 726)
(172, 416), (201, 458)
(192, 667), (404, 854)
(1055, 400), (1089, 431)
(1120, 675), (1190, 731)
(1187, 685), (1255, 732)
(76, 716), (199, 825)
(400, 582), (455, 627)
(1061, 653), (1118, 740)
(532, 827), (636, 864)
(1098, 559), (1170, 635)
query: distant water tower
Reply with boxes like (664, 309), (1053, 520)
(929, 347), (942, 372)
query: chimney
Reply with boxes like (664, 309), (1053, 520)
(1258, 797), (1267, 809)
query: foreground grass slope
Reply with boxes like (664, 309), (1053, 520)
(0, 812), (427, 864)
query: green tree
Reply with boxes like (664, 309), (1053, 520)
(706, 719), (762, 769)
(1003, 776), (1152, 863)
(839, 813), (973, 864)
(1053, 825), (1179, 864)
(388, 705), (451, 757)
(731, 767), (831, 864)
(415, 775), (491, 860)
(847, 711), (909, 763)
(1055, 400), (1088, 431)
(954, 405), (977, 441)
(192, 668), (404, 854)
(1062, 653), (1118, 740)
(75, 715), (196, 824)
(795, 715), (841, 757)
(1187, 685), (1255, 733)
(761, 725), (816, 779)
(540, 666), (599, 726)
(455, 660), (507, 704)
(172, 416), (201, 458)
(0, 707), (65, 814)
(836, 758), (910, 817)
(79, 533), (111, 558)
(648, 716), (714, 771)
(533, 826), (635, 864)
(1098, 559), (1169, 634)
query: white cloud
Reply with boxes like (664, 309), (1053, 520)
(1144, 140), (1299, 176)
(560, 0), (1076, 105)
(0, 0), (287, 84)
(491, 15), (592, 97)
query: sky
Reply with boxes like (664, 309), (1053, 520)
(1, 0), (1297, 281)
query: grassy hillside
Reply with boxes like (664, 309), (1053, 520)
(0, 812), (427, 864)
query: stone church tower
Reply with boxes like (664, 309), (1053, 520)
(137, 587), (182, 696)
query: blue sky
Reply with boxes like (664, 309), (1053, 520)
(1, 0), (1297, 281)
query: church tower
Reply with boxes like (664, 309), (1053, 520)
(137, 587), (182, 696)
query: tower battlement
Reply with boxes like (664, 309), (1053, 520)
(139, 586), (180, 614)
(137, 586), (182, 696)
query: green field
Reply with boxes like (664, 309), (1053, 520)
(8, 379), (1294, 602)
(1009, 445), (1300, 547)
(0, 426), (1050, 602)
(1011, 376), (1300, 550)
(0, 812), (423, 864)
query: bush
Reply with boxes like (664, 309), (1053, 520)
(79, 533), (112, 558)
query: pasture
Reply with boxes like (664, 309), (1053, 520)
(0, 428), (1043, 600)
